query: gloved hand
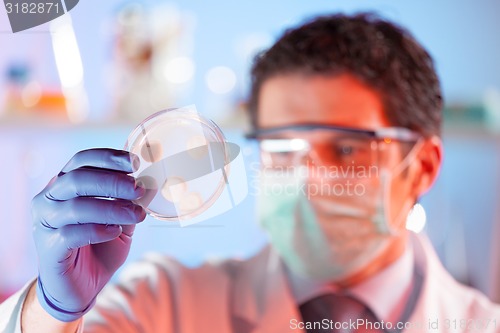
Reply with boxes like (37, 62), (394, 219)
(32, 148), (146, 322)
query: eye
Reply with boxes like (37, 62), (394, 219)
(331, 139), (372, 167)
(269, 151), (297, 165)
(337, 144), (355, 156)
(265, 150), (293, 162)
(335, 141), (366, 157)
(274, 151), (294, 157)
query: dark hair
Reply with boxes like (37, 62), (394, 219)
(248, 13), (442, 137)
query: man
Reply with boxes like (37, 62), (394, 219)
(1, 13), (499, 333)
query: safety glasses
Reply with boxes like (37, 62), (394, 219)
(246, 123), (422, 171)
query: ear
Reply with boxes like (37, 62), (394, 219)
(411, 135), (443, 198)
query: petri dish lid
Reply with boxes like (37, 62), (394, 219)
(124, 105), (229, 221)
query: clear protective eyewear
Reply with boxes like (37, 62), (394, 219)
(246, 123), (422, 172)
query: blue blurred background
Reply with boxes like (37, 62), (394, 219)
(0, 0), (499, 304)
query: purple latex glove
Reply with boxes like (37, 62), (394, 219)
(32, 149), (146, 322)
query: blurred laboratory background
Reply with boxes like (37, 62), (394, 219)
(0, 0), (499, 304)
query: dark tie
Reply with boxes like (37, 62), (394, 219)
(299, 294), (383, 333)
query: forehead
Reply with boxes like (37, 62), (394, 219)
(257, 73), (391, 130)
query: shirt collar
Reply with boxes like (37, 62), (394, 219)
(286, 242), (414, 323)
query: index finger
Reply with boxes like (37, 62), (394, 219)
(61, 149), (139, 174)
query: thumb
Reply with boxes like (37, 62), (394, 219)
(60, 224), (123, 249)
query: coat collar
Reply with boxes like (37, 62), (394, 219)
(230, 233), (500, 333)
(230, 240), (422, 333)
(230, 234), (427, 333)
(231, 245), (305, 333)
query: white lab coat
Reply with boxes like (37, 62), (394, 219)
(1, 233), (499, 333)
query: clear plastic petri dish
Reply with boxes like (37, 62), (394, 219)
(124, 105), (230, 221)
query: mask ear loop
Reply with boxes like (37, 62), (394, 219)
(376, 139), (425, 235)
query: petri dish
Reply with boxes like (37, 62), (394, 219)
(124, 105), (230, 221)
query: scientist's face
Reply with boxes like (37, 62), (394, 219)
(257, 73), (441, 285)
